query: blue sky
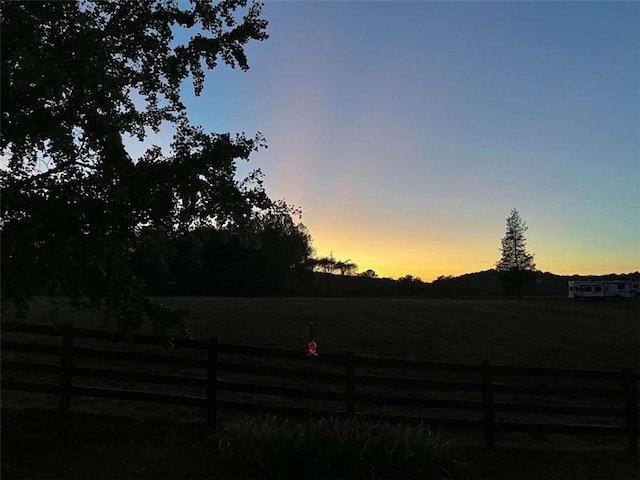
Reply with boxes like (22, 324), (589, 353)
(146, 0), (640, 280)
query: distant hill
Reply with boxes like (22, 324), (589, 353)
(308, 269), (640, 298)
(430, 269), (640, 298)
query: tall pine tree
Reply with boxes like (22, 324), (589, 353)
(496, 209), (537, 298)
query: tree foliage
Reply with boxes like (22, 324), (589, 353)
(358, 269), (377, 278)
(496, 209), (536, 298)
(309, 255), (357, 277)
(310, 255), (337, 275)
(155, 200), (314, 296)
(306, 254), (358, 297)
(1, 0), (270, 334)
(334, 259), (357, 277)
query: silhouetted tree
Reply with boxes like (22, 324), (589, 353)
(359, 269), (378, 278)
(334, 260), (357, 277)
(134, 200), (313, 297)
(312, 255), (337, 274)
(398, 274), (424, 285)
(243, 201), (314, 294)
(397, 274), (426, 296)
(309, 254), (358, 296)
(334, 259), (357, 297)
(496, 209), (537, 298)
(1, 1), (269, 334)
(432, 275), (473, 298)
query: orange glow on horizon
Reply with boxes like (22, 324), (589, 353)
(310, 227), (639, 282)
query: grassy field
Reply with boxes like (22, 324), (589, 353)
(2, 296), (639, 478)
(182, 296), (639, 369)
(17, 296), (638, 369)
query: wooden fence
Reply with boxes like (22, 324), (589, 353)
(1, 322), (638, 450)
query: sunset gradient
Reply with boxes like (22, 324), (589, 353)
(143, 1), (639, 281)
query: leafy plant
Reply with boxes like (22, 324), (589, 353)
(216, 414), (453, 479)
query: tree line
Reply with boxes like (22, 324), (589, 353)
(130, 208), (542, 298)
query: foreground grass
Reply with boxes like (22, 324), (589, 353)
(1, 408), (221, 479)
(217, 414), (453, 479)
(2, 407), (638, 479)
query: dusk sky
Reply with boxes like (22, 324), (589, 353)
(133, 1), (639, 281)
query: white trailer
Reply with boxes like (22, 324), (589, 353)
(568, 280), (639, 298)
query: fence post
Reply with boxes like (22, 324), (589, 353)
(623, 367), (638, 452)
(345, 351), (355, 418)
(59, 323), (74, 416)
(207, 336), (219, 428)
(481, 360), (495, 449)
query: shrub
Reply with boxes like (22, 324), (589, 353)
(216, 414), (453, 479)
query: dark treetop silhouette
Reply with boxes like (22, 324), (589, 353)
(0, 0), (286, 335)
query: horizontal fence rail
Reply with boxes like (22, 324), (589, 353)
(1, 321), (638, 450)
